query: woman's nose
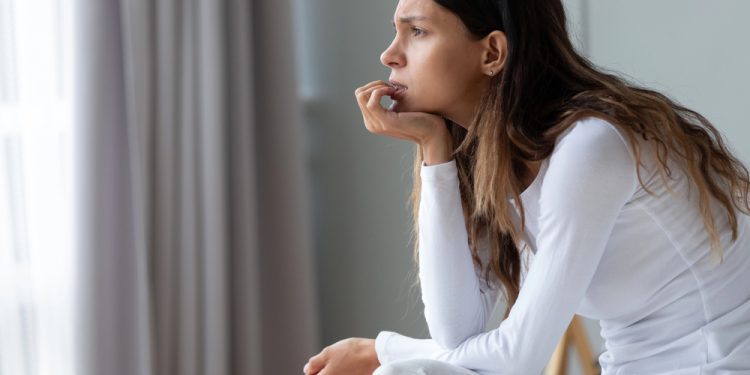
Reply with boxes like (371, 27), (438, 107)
(380, 43), (403, 68)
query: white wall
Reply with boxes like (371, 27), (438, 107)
(294, 0), (750, 372)
(585, 0), (750, 162)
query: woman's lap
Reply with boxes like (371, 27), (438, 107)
(373, 359), (481, 375)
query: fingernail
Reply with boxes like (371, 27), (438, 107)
(303, 363), (309, 373)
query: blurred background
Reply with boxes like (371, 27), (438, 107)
(1, 0), (748, 374)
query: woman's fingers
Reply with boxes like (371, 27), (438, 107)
(304, 349), (328, 375)
(367, 85), (396, 124)
(354, 80), (390, 96)
(355, 82), (389, 113)
(357, 83), (394, 124)
(353, 80), (379, 95)
(355, 82), (389, 112)
(354, 80), (426, 143)
(355, 83), (390, 132)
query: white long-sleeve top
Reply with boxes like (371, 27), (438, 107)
(374, 116), (750, 374)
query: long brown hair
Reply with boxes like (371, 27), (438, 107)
(407, 0), (750, 319)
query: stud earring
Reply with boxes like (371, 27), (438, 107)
(489, 70), (494, 76)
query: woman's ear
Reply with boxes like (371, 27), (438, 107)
(480, 30), (507, 76)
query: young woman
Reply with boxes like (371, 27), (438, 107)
(303, 0), (750, 374)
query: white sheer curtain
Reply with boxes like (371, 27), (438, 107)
(2, 0), (320, 374)
(0, 0), (77, 374)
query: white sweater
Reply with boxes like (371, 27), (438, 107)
(374, 117), (750, 374)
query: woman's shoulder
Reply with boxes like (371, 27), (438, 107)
(555, 116), (660, 180)
(540, 116), (644, 197)
(553, 116), (634, 159)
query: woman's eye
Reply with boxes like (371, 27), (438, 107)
(392, 27), (425, 37)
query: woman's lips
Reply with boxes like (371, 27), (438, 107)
(391, 88), (406, 100)
(389, 84), (407, 101)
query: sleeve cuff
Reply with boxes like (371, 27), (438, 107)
(374, 330), (397, 365)
(420, 159), (458, 184)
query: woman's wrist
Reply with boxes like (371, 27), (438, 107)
(362, 338), (380, 368)
(370, 338), (380, 364)
(421, 133), (454, 166)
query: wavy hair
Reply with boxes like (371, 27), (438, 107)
(407, 0), (750, 319)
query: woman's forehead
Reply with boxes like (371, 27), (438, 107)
(393, 0), (460, 29)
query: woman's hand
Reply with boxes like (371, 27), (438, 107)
(354, 80), (454, 165)
(303, 337), (380, 375)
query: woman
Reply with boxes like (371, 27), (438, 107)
(304, 0), (750, 374)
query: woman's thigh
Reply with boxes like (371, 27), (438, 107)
(373, 359), (481, 375)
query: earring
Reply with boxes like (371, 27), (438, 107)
(489, 70), (494, 76)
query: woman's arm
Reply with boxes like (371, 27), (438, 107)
(376, 118), (638, 373)
(375, 156), (522, 364)
(416, 158), (505, 349)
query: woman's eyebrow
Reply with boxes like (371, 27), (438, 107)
(390, 15), (430, 27)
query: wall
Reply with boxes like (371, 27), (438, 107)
(292, 0), (428, 345)
(293, 0), (750, 372)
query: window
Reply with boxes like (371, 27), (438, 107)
(0, 1), (76, 374)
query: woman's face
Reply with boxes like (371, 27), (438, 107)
(380, 0), (491, 127)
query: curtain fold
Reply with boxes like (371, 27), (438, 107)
(72, 0), (318, 374)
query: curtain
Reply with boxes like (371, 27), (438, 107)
(72, 1), (319, 374)
(0, 1), (76, 374)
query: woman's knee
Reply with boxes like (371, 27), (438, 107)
(373, 359), (478, 375)
(373, 359), (427, 375)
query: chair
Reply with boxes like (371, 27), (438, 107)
(544, 315), (599, 375)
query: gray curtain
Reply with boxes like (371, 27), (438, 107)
(72, 1), (319, 374)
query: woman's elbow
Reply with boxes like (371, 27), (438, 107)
(426, 313), (485, 349)
(431, 329), (469, 350)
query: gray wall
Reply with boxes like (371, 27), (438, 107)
(293, 0), (750, 371)
(292, 0), (427, 344)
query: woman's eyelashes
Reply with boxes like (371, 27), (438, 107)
(392, 26), (426, 37)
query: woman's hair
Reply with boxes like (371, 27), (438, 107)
(407, 0), (750, 320)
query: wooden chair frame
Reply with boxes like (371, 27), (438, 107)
(544, 315), (599, 375)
